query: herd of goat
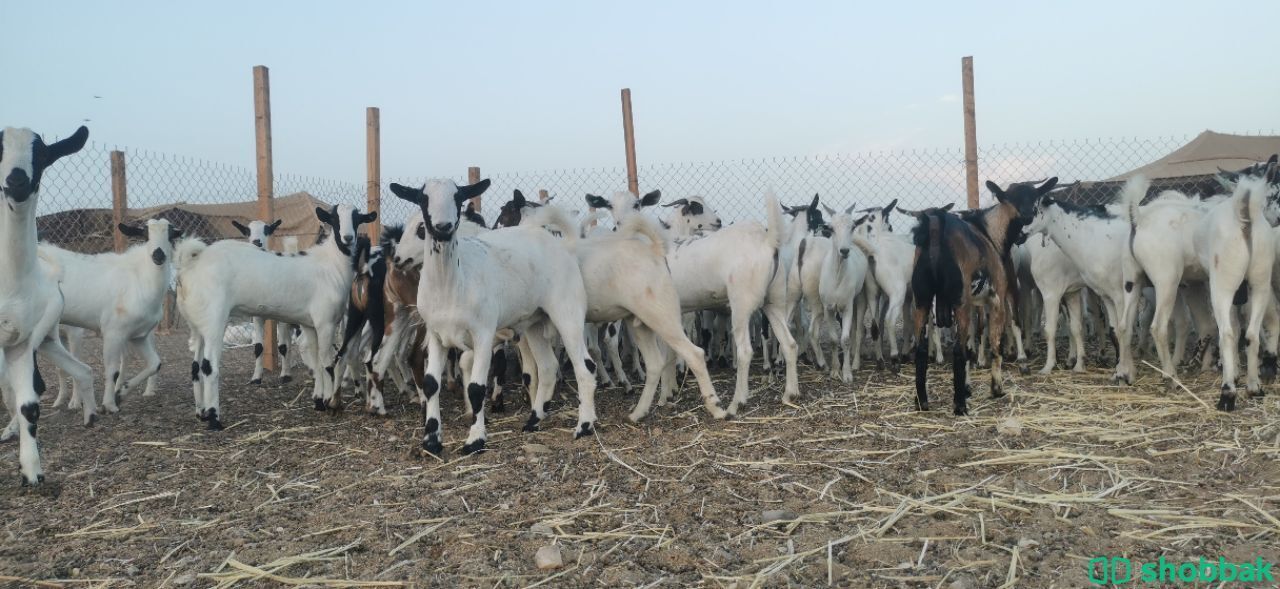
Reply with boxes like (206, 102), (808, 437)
(1, 124), (1279, 486)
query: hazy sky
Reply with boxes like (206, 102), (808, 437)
(10, 0), (1278, 183)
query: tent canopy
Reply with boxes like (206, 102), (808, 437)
(38, 192), (335, 253)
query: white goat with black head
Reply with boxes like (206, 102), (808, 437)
(177, 204), (376, 429)
(230, 218), (298, 385)
(391, 178), (598, 457)
(40, 219), (180, 413)
(0, 125), (95, 485)
(589, 190), (798, 414)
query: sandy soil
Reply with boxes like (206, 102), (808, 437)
(1, 330), (1278, 588)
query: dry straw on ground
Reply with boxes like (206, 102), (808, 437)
(1, 332), (1278, 587)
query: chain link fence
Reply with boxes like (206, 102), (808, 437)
(35, 131), (1277, 252)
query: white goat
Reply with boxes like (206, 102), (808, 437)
(1122, 169), (1280, 409)
(390, 179), (598, 457)
(0, 125), (96, 485)
(232, 218), (299, 385)
(40, 219), (179, 413)
(815, 206), (874, 382)
(1021, 234), (1086, 372)
(588, 190), (798, 414)
(177, 204), (376, 429)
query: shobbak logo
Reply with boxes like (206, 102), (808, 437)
(1088, 556), (1274, 585)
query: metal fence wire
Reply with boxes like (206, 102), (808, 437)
(35, 132), (1273, 254)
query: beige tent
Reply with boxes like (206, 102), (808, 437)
(1054, 131), (1280, 205)
(38, 192), (334, 253)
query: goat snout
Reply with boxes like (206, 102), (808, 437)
(434, 222), (454, 234)
(4, 169), (33, 201)
(839, 247), (850, 259)
(252, 239), (264, 248)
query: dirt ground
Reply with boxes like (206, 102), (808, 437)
(2, 330), (1279, 588)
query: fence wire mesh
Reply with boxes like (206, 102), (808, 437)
(34, 131), (1275, 254)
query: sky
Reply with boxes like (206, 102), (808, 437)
(9, 0), (1279, 184)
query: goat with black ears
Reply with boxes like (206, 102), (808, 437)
(176, 204), (376, 429)
(390, 178), (598, 456)
(0, 125), (95, 485)
(230, 218), (297, 385)
(909, 178), (1057, 415)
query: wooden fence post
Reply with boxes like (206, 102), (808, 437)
(962, 56), (979, 210)
(467, 166), (481, 211)
(110, 150), (128, 253)
(621, 88), (639, 196)
(254, 65), (278, 371)
(538, 189), (549, 204)
(366, 107), (381, 242)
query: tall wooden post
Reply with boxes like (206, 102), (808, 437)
(110, 150), (128, 253)
(467, 166), (481, 211)
(366, 107), (381, 242)
(254, 65), (278, 371)
(621, 88), (639, 196)
(961, 56), (979, 210)
(538, 189), (549, 204)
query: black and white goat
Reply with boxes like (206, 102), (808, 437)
(40, 219), (180, 412)
(0, 125), (95, 485)
(177, 204), (376, 429)
(390, 179), (598, 456)
(231, 218), (298, 385)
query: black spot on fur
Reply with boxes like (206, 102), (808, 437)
(151, 247), (166, 265)
(585, 357), (597, 373)
(275, 252), (283, 257)
(278, 344), (288, 357)
(32, 356), (44, 396)
(254, 343), (263, 358)
(20, 402), (38, 437)
(608, 323), (617, 337)
(467, 383), (486, 421)
(1053, 199), (1115, 220)
(425, 417), (440, 434)
(1124, 281), (1134, 293)
(1234, 282), (1249, 306)
(522, 373), (531, 387)
(423, 374), (440, 399)
(201, 359), (212, 376)
(191, 361), (200, 382)
(298, 251), (307, 256)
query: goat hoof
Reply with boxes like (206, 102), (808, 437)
(1018, 363), (1029, 376)
(523, 412), (541, 433)
(461, 439), (487, 455)
(1216, 392), (1236, 412)
(915, 399), (929, 412)
(312, 398), (326, 412)
(103, 403), (119, 415)
(280, 375), (293, 384)
(19, 474), (46, 487)
(85, 414), (97, 428)
(490, 400), (506, 414)
(953, 404), (969, 416)
(421, 438), (444, 458)
(990, 385), (1005, 399)
(876, 359), (885, 372)
(574, 422), (595, 439)
(249, 378), (262, 386)
(205, 410), (224, 431)
(197, 409), (211, 422)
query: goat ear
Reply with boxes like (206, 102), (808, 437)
(809, 193), (820, 209)
(389, 183), (423, 204)
(884, 199), (898, 216)
(585, 194), (611, 209)
(940, 203), (956, 212)
(44, 126), (90, 163)
(513, 190), (526, 206)
(358, 211), (378, 225)
(1265, 155), (1279, 184)
(455, 179), (491, 204)
(230, 220), (250, 236)
(315, 206), (333, 224)
(986, 181), (1005, 201)
(265, 219), (283, 235)
(662, 198), (688, 208)
(844, 203), (856, 215)
(169, 226), (184, 242)
(639, 190), (661, 207)
(117, 223), (146, 239)
(821, 203), (836, 216)
(1036, 177), (1059, 195)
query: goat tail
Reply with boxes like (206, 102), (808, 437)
(578, 209), (609, 238)
(173, 238), (208, 272)
(849, 232), (876, 260)
(36, 248), (65, 283)
(1116, 174), (1149, 258)
(764, 189), (783, 251)
(617, 213), (669, 258)
(526, 205), (579, 249)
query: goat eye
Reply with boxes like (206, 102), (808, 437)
(416, 223), (426, 239)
